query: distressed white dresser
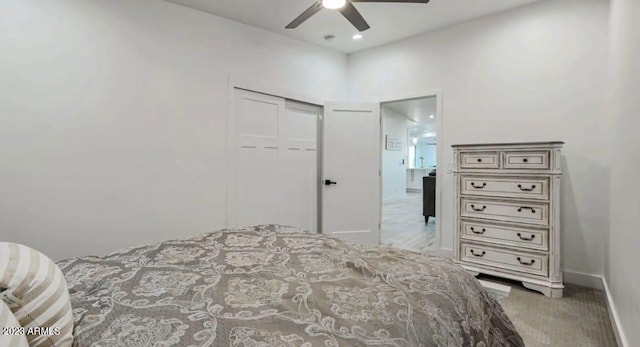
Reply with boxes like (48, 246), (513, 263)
(452, 142), (564, 298)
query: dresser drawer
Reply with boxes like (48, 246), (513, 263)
(461, 243), (548, 277)
(459, 151), (500, 169)
(460, 198), (549, 226)
(503, 150), (550, 169)
(460, 220), (548, 251)
(460, 175), (549, 200)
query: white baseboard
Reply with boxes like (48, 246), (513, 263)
(425, 248), (453, 258)
(602, 278), (628, 347)
(562, 270), (604, 290)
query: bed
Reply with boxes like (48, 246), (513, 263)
(56, 225), (524, 346)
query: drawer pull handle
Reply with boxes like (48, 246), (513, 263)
(517, 257), (536, 266)
(470, 204), (487, 212)
(471, 182), (487, 189)
(517, 206), (536, 214)
(470, 250), (486, 257)
(517, 184), (536, 192)
(517, 233), (536, 241)
(470, 227), (486, 234)
(477, 158), (482, 163)
(523, 158), (529, 163)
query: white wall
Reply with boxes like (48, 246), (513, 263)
(0, 0), (617, 283)
(381, 106), (409, 201)
(0, 0), (348, 260)
(606, 0), (640, 344)
(348, 0), (611, 277)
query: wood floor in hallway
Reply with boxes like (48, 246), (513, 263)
(381, 191), (436, 253)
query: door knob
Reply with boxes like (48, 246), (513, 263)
(324, 179), (337, 186)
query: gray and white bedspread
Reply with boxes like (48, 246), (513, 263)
(57, 225), (524, 346)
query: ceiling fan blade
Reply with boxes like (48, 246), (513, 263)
(285, 2), (323, 29)
(339, 2), (371, 32)
(350, 0), (430, 3)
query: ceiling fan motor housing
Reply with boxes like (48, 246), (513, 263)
(286, 0), (430, 32)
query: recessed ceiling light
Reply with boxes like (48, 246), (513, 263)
(352, 34), (363, 40)
(322, 0), (346, 10)
(429, 115), (435, 119)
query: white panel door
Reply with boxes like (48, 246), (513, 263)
(322, 102), (381, 245)
(278, 100), (318, 233)
(233, 90), (282, 227)
(230, 89), (319, 231)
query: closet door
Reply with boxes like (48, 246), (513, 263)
(229, 89), (318, 231)
(278, 100), (318, 233)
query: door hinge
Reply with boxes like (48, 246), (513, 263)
(379, 170), (381, 176)
(378, 222), (381, 230)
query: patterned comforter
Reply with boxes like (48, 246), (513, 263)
(57, 225), (524, 346)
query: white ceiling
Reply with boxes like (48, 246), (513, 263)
(385, 96), (436, 123)
(166, 0), (542, 53)
(384, 96), (437, 138)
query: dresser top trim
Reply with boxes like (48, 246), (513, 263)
(452, 141), (564, 148)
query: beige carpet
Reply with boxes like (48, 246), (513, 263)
(492, 277), (618, 347)
(382, 193), (617, 346)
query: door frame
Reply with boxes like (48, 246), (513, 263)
(378, 89), (445, 251)
(226, 74), (324, 230)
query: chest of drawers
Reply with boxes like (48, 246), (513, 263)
(452, 142), (564, 298)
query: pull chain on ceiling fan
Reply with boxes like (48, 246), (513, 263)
(285, 0), (430, 32)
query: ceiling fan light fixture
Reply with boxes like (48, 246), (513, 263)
(322, 0), (347, 10)
(286, 0), (430, 31)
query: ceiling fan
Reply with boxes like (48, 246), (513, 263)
(285, 0), (430, 32)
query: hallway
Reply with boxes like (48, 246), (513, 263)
(381, 192), (436, 253)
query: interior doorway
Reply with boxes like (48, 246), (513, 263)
(380, 96), (439, 252)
